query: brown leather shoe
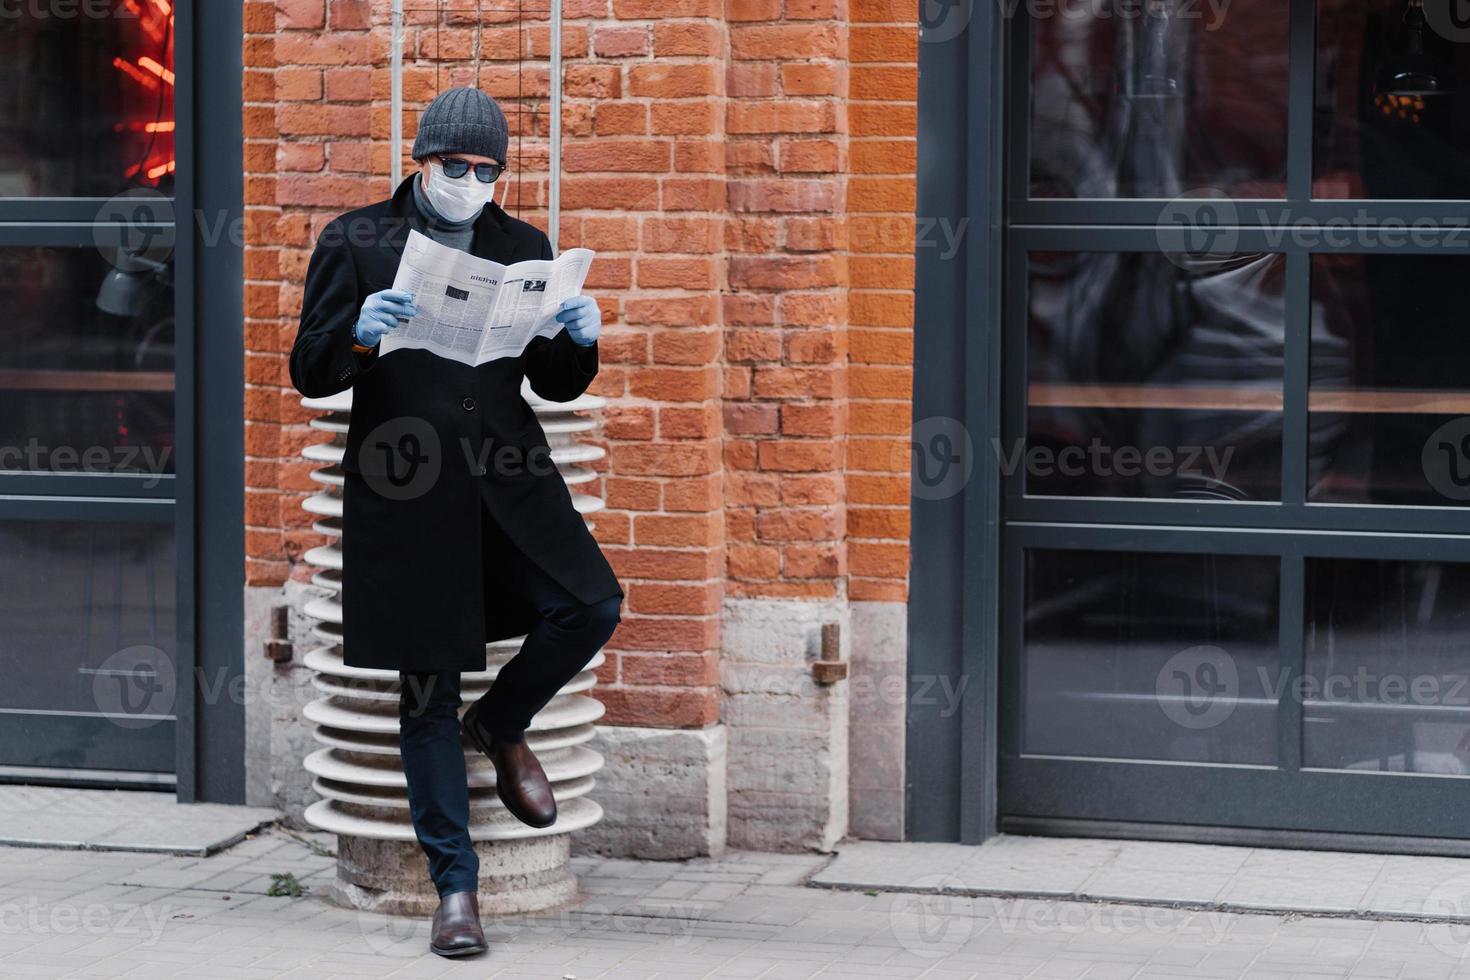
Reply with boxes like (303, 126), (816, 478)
(462, 701), (558, 828)
(430, 890), (487, 958)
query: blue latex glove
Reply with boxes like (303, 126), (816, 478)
(353, 288), (416, 347)
(555, 295), (602, 347)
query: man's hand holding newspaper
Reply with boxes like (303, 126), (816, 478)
(381, 229), (596, 366)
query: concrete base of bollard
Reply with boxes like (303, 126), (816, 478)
(326, 833), (578, 917)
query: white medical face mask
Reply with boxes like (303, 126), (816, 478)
(423, 160), (498, 222)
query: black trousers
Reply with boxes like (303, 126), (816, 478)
(397, 500), (621, 898)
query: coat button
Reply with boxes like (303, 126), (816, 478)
(462, 396), (476, 412)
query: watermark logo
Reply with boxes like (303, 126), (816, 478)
(0, 0), (143, 20)
(356, 909), (436, 958)
(889, 875), (975, 957)
(920, 0), (974, 42)
(1157, 189), (1239, 268)
(1155, 645), (1238, 730)
(91, 645), (176, 730)
(911, 416), (974, 501)
(93, 188), (175, 270)
(1423, 416), (1470, 502)
(1423, 872), (1470, 959)
(360, 416), (442, 501)
(1425, 0), (1470, 44)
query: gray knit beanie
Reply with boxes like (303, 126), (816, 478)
(412, 87), (509, 163)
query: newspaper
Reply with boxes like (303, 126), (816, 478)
(381, 229), (596, 366)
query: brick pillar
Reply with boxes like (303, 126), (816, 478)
(559, 0), (731, 858)
(845, 0), (916, 842)
(720, 0), (852, 851)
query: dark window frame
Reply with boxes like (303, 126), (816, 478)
(910, 0), (1470, 846)
(0, 0), (245, 803)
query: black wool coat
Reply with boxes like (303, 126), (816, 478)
(289, 175), (624, 672)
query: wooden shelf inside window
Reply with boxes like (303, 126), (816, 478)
(1029, 384), (1470, 416)
(0, 370), (174, 393)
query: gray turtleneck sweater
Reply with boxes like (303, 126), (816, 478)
(412, 172), (478, 253)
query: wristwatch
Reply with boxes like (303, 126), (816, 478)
(351, 319), (374, 355)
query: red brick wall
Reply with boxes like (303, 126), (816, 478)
(243, 0), (916, 729)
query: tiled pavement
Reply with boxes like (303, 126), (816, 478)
(814, 838), (1470, 920)
(2, 828), (1470, 978)
(0, 786), (279, 857)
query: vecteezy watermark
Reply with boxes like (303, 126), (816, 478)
(888, 876), (976, 957)
(1423, 416), (1470, 502)
(1156, 645), (1240, 730)
(916, 217), (969, 260)
(1425, 873), (1470, 959)
(354, 898), (705, 957)
(911, 416), (975, 501)
(0, 441), (172, 488)
(1156, 189), (1240, 267)
(1158, 190), (1470, 265)
(993, 437), (1235, 484)
(1425, 0), (1470, 44)
(359, 416), (444, 502)
(0, 0), (141, 19)
(91, 645), (177, 730)
(920, 0), (975, 42)
(921, 1), (1235, 46)
(0, 898), (172, 945)
(358, 417), (561, 501)
(1154, 645), (1470, 732)
(94, 188), (176, 271)
(987, 897), (1233, 943)
(997, 0), (1233, 30)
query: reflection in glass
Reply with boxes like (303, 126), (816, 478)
(0, 247), (175, 475)
(0, 0), (176, 197)
(1315, 0), (1470, 199)
(1023, 549), (1281, 765)
(1309, 254), (1470, 504)
(1027, 252), (1284, 499)
(1030, 0), (1288, 198)
(0, 521), (176, 717)
(1304, 559), (1470, 774)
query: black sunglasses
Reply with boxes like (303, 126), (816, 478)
(437, 156), (505, 183)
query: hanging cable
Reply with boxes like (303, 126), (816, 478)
(516, 0), (524, 218)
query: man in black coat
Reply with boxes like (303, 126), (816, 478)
(290, 87), (624, 958)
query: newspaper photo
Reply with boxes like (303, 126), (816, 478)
(380, 229), (596, 366)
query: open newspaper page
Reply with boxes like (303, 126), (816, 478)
(381, 229), (596, 366)
(477, 248), (595, 362)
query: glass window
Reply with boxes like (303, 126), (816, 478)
(1304, 558), (1470, 774)
(1308, 253), (1470, 505)
(0, 0), (176, 198)
(1026, 251), (1285, 499)
(0, 520), (176, 721)
(1022, 549), (1282, 765)
(0, 246), (175, 476)
(1030, 0), (1289, 199)
(1315, 0), (1470, 199)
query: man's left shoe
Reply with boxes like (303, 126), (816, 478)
(462, 700), (558, 828)
(430, 890), (487, 958)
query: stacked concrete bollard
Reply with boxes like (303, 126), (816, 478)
(296, 383), (610, 915)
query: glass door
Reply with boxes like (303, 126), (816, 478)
(1000, 0), (1470, 840)
(0, 0), (181, 786)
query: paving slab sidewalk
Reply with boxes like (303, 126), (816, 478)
(812, 838), (1470, 922)
(2, 829), (1470, 977)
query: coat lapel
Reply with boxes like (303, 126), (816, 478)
(471, 201), (518, 264)
(383, 174), (421, 262)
